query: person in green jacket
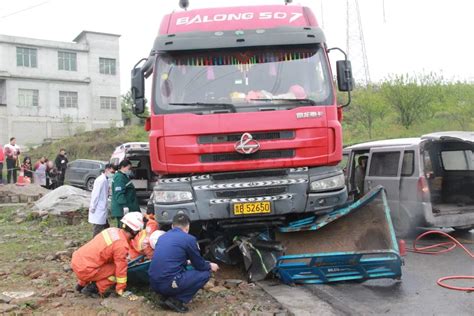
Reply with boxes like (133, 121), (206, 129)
(111, 159), (140, 227)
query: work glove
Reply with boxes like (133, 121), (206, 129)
(117, 290), (139, 301)
(123, 207), (129, 214)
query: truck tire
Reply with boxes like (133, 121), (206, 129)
(86, 177), (96, 191)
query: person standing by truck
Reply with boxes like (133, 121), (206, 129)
(111, 159), (140, 228)
(4, 137), (20, 184)
(55, 148), (68, 187)
(89, 163), (116, 237)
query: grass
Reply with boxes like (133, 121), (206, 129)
(24, 125), (148, 162)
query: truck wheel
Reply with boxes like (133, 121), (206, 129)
(86, 177), (96, 191)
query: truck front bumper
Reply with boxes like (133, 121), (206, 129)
(149, 167), (347, 225)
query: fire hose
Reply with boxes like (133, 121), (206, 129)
(407, 230), (474, 292)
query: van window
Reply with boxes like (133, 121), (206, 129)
(130, 159), (141, 168)
(368, 152), (401, 177)
(401, 151), (414, 176)
(441, 150), (474, 170)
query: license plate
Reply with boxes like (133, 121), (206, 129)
(233, 201), (272, 215)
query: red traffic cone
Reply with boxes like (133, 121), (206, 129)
(398, 239), (407, 257)
(16, 168), (26, 186)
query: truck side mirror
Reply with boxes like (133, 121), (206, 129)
(131, 67), (145, 114)
(336, 60), (354, 92)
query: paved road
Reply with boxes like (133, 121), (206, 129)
(304, 230), (474, 316)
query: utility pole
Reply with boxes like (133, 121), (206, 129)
(345, 0), (371, 86)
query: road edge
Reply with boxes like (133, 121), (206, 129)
(257, 280), (343, 316)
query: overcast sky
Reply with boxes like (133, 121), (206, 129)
(1, 0), (473, 93)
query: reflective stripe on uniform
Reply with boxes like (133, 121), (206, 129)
(137, 231), (147, 251)
(125, 181), (133, 187)
(102, 230), (113, 246)
(116, 276), (127, 284)
(108, 276), (116, 282)
(102, 228), (121, 246)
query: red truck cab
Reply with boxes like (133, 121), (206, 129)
(131, 4), (353, 226)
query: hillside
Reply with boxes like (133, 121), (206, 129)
(25, 126), (147, 162)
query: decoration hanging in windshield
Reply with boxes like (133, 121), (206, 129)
(170, 49), (316, 68)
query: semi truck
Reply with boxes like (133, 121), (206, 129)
(131, 3), (354, 227)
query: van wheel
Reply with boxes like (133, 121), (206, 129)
(393, 206), (417, 238)
(86, 178), (96, 191)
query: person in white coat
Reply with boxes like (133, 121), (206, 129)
(89, 163), (116, 237)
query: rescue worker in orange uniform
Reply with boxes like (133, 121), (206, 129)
(71, 212), (144, 297)
(129, 213), (159, 260)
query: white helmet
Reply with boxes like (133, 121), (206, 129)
(149, 230), (166, 249)
(120, 212), (144, 232)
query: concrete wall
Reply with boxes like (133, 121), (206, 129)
(0, 32), (123, 147)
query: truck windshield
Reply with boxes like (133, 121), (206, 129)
(153, 45), (333, 114)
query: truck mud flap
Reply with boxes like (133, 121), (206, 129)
(274, 185), (402, 285)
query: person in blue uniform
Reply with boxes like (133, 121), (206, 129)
(148, 214), (219, 313)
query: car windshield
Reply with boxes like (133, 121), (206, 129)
(153, 45), (333, 114)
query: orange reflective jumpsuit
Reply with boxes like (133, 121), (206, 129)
(129, 215), (159, 260)
(71, 227), (130, 294)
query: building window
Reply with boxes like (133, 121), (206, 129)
(58, 51), (77, 71)
(100, 96), (117, 109)
(59, 91), (78, 108)
(16, 47), (37, 67)
(18, 89), (39, 107)
(99, 58), (116, 75)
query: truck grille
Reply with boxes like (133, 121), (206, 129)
(198, 131), (295, 144)
(215, 186), (286, 198)
(211, 169), (288, 181)
(200, 150), (295, 163)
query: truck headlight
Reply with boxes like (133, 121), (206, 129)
(310, 174), (345, 192)
(153, 191), (193, 203)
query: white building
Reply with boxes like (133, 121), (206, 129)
(0, 31), (122, 146)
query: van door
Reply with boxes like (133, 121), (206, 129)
(365, 147), (405, 216)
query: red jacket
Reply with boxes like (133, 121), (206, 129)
(71, 228), (130, 292)
(0, 146), (4, 163)
(129, 215), (159, 260)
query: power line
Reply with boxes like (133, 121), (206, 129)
(1, 1), (49, 19)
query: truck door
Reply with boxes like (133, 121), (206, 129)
(365, 147), (405, 217)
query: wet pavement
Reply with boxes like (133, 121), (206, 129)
(305, 230), (474, 316)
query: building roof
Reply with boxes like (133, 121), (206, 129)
(73, 31), (121, 43)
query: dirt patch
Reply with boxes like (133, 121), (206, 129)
(0, 184), (49, 203)
(0, 205), (287, 315)
(276, 201), (393, 255)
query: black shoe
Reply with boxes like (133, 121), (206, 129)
(75, 284), (85, 293)
(81, 283), (99, 298)
(163, 297), (189, 313)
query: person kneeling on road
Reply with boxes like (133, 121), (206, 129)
(71, 212), (144, 297)
(129, 212), (160, 260)
(148, 214), (219, 313)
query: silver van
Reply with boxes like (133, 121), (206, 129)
(343, 132), (474, 237)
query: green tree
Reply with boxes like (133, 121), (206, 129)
(121, 91), (134, 125)
(381, 73), (442, 129)
(121, 91), (150, 125)
(441, 82), (474, 130)
(347, 85), (388, 139)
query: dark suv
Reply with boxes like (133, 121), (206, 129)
(65, 159), (107, 191)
